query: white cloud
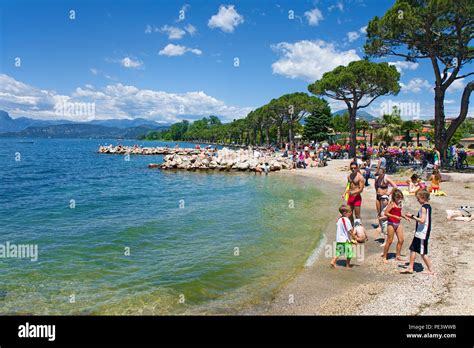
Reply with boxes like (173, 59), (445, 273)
(388, 61), (419, 74)
(145, 24), (160, 34)
(360, 26), (368, 34)
(208, 5), (244, 33)
(160, 25), (186, 39)
(347, 31), (360, 42)
(328, 2), (344, 12)
(271, 40), (360, 81)
(184, 24), (197, 35)
(158, 44), (202, 57)
(0, 74), (253, 122)
(120, 57), (143, 69)
(90, 68), (115, 81)
(304, 8), (323, 26)
(400, 78), (432, 93)
(447, 73), (465, 93)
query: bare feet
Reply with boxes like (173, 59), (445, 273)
(330, 261), (336, 268)
(346, 264), (354, 268)
(422, 270), (435, 276)
(383, 259), (389, 264)
(396, 256), (406, 262)
(400, 269), (413, 274)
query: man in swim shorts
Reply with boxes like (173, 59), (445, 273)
(343, 162), (365, 226)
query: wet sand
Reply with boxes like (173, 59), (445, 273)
(256, 159), (473, 315)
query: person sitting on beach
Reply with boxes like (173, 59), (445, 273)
(378, 195), (390, 247)
(429, 169), (442, 194)
(400, 190), (434, 275)
(354, 224), (368, 243)
(382, 189), (409, 263)
(298, 151), (307, 169)
(291, 150), (298, 169)
(405, 174), (423, 195)
(331, 204), (357, 268)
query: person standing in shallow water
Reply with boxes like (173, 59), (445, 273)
(342, 162), (365, 226)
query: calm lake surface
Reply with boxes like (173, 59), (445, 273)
(0, 138), (332, 314)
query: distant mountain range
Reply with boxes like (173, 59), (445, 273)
(332, 109), (379, 122)
(0, 110), (169, 138)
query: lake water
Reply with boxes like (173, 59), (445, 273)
(0, 138), (333, 314)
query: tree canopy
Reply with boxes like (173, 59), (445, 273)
(308, 60), (400, 156)
(364, 0), (474, 161)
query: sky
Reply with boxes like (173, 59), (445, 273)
(0, 0), (472, 124)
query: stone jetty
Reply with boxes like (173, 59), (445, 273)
(98, 144), (203, 156)
(98, 145), (292, 173)
(157, 148), (291, 172)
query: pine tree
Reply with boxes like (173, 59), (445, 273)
(303, 108), (332, 142)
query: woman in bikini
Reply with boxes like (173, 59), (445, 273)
(375, 168), (398, 215)
(382, 189), (410, 263)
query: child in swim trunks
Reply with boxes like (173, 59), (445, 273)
(400, 190), (434, 275)
(382, 189), (410, 263)
(330, 205), (357, 268)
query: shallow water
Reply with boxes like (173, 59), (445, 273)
(0, 138), (332, 314)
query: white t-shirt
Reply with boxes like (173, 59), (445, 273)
(336, 217), (352, 243)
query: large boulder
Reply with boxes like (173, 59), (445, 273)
(237, 161), (249, 170)
(270, 160), (281, 171)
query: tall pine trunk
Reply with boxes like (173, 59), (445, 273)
(349, 106), (357, 158)
(288, 124), (294, 150)
(434, 88), (447, 163)
(277, 125), (282, 148)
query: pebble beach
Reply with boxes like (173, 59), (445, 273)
(255, 159), (473, 315)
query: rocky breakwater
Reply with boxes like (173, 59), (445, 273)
(98, 145), (203, 156)
(158, 148), (291, 173)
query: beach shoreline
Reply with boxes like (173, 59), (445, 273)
(254, 159), (473, 315)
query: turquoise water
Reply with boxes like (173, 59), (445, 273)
(0, 138), (331, 314)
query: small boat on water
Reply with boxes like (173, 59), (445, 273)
(17, 141), (34, 143)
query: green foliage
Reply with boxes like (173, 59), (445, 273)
(308, 60), (401, 103)
(308, 60), (400, 156)
(449, 119), (474, 146)
(331, 113), (350, 132)
(364, 0), (474, 157)
(364, 0), (473, 68)
(376, 113), (403, 145)
(303, 100), (332, 141)
(140, 94), (331, 146)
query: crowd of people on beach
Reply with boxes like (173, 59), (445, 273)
(331, 155), (438, 275)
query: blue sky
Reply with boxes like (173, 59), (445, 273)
(0, 0), (472, 123)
